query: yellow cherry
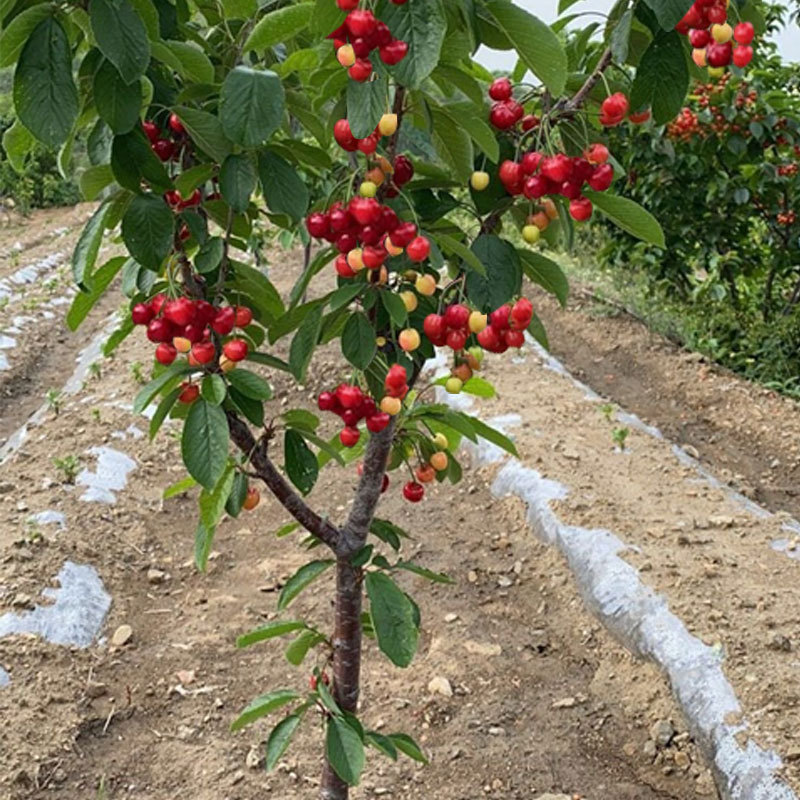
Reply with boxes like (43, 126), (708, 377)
(470, 171), (490, 191)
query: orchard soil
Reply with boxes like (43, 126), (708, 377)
(3, 209), (800, 799)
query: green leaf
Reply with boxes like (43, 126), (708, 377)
(326, 716), (365, 787)
(311, 0), (345, 36)
(528, 314), (549, 349)
(346, 74), (388, 139)
(266, 714), (303, 770)
(248, 351), (291, 373)
(381, 291), (408, 328)
(13, 18), (79, 148)
(201, 374), (227, 405)
(111, 128), (172, 193)
(365, 572), (418, 668)
(461, 376), (496, 398)
(288, 304), (323, 382)
(583, 190), (665, 247)
(482, 0), (567, 95)
(469, 415), (518, 456)
(283, 409), (319, 431)
(72, 202), (113, 290)
(518, 250), (569, 306)
(435, 103), (499, 163)
(163, 475), (197, 499)
(181, 399), (229, 490)
(225, 471), (248, 518)
(80, 164), (115, 201)
(0, 5), (53, 70)
(366, 731), (398, 760)
(1, 119), (34, 173)
(278, 560), (334, 611)
(133, 363), (191, 413)
(220, 67), (285, 148)
(228, 261), (285, 324)
(341, 312), (376, 370)
(121, 193), (174, 270)
(369, 518), (408, 551)
(430, 108), (473, 184)
(629, 31), (688, 124)
(219, 153), (256, 214)
(610, 7), (634, 63)
(175, 164), (215, 198)
(89, 0), (151, 84)
(431, 65), (484, 105)
(237, 620), (308, 648)
(231, 690), (299, 732)
(173, 105), (232, 163)
(395, 561), (453, 584)
(285, 629), (326, 666)
(642, 0), (693, 30)
(389, 732), (428, 764)
(227, 369), (272, 401)
(194, 520), (216, 571)
(381, 0), (446, 88)
(258, 149), (309, 222)
(165, 39), (214, 84)
(465, 234), (522, 311)
(435, 232), (486, 275)
(222, 0), (257, 19)
(199, 466), (235, 533)
(67, 257), (125, 331)
(284, 429), (319, 496)
(94, 59), (142, 134)
(149, 386), (181, 440)
(243, 3), (313, 51)
(195, 237), (224, 274)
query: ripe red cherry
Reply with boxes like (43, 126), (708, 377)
(165, 297), (195, 327)
(629, 109), (651, 124)
(488, 77), (512, 101)
(559, 180), (583, 200)
(191, 341), (216, 364)
(403, 481), (424, 503)
(212, 306), (236, 335)
(423, 313), (446, 343)
(366, 412), (391, 433)
(707, 41), (732, 67)
(330, 207), (352, 232)
(373, 22), (392, 47)
(333, 119), (358, 151)
(152, 139), (175, 161)
(498, 160), (523, 186)
(234, 306), (253, 327)
(489, 305), (511, 330)
(385, 364), (408, 390)
(306, 212), (329, 238)
(337, 0), (358, 8)
(489, 102), (517, 130)
(393, 155), (414, 186)
(379, 39), (408, 65)
(585, 143), (610, 165)
(340, 426), (361, 448)
(155, 343), (177, 365)
(689, 28), (711, 48)
(406, 236), (430, 262)
(178, 383), (200, 404)
(588, 163), (614, 192)
(142, 120), (160, 143)
(504, 329), (525, 348)
(601, 92), (629, 120)
(444, 304), (470, 329)
(446, 329), (467, 351)
(733, 45), (753, 67)
(337, 384), (363, 409)
(335, 255), (356, 278)
(523, 175), (548, 199)
(318, 391), (337, 412)
(349, 196), (381, 225)
(362, 246), (387, 270)
(569, 197), (593, 221)
(521, 151), (543, 175)
(164, 189), (182, 207)
(357, 134), (379, 155)
(477, 325), (502, 351)
(131, 303), (153, 325)
(146, 318), (173, 343)
(707, 4), (727, 23)
(349, 58), (373, 82)
(168, 113), (185, 135)
(335, 233), (356, 253)
(542, 154), (572, 183)
(151, 293), (167, 314)
(733, 21), (754, 44)
(521, 114), (540, 131)
(511, 297), (533, 329)
(380, 206), (399, 231)
(389, 222), (417, 247)
(346, 9), (376, 37)
(223, 338), (248, 362)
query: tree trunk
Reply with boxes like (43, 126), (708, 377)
(320, 558), (363, 799)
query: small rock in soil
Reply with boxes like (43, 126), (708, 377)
(245, 745), (263, 769)
(650, 719), (675, 748)
(147, 568), (167, 584)
(427, 676), (453, 697)
(111, 624), (133, 647)
(463, 640), (501, 657)
(767, 634), (792, 652)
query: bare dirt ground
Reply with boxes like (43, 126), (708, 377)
(3, 207), (800, 800)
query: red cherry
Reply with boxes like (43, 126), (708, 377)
(336, 233), (357, 253)
(374, 21), (392, 47)
(349, 197), (381, 226)
(489, 101), (517, 130)
(152, 139), (175, 161)
(222, 338), (248, 362)
(542, 154), (573, 183)
(357, 134), (379, 155)
(146, 318), (173, 343)
(195, 300), (216, 324)
(131, 303), (154, 325)
(389, 222), (417, 247)
(183, 323), (204, 343)
(191, 341), (216, 365)
(366, 412), (391, 433)
(445, 329), (467, 351)
(406, 236), (430, 262)
(349, 58), (373, 82)
(142, 121), (160, 143)
(380, 206), (400, 231)
(351, 37), (371, 58)
(489, 305), (511, 330)
(212, 307), (236, 335)
(629, 109), (651, 124)
(584, 143), (610, 165)
(164, 190), (182, 207)
(234, 306), (253, 327)
(403, 481), (424, 503)
(488, 77), (512, 101)
(337, 0), (358, 8)
(155, 342), (177, 365)
(689, 28), (711, 48)
(385, 364), (408, 389)
(379, 39), (408, 65)
(333, 119), (358, 151)
(337, 384), (363, 409)
(393, 155), (414, 185)
(359, 225), (382, 246)
(559, 180), (583, 200)
(318, 391), (337, 412)
(477, 325), (502, 352)
(178, 383), (200, 404)
(707, 41), (732, 67)
(588, 164), (614, 192)
(569, 197), (593, 222)
(345, 9), (376, 37)
(306, 212), (330, 239)
(522, 175), (549, 200)
(362, 245), (387, 270)
(423, 313), (446, 344)
(498, 160), (523, 186)
(504, 329), (525, 348)
(707, 4), (727, 23)
(511, 297), (533, 329)
(601, 92), (629, 121)
(521, 114), (540, 131)
(168, 113), (185, 135)
(164, 297), (195, 327)
(521, 151), (543, 175)
(733, 21), (754, 45)
(733, 45), (753, 67)
(151, 293), (167, 314)
(444, 304), (470, 329)
(340, 426), (361, 448)
(335, 255), (356, 278)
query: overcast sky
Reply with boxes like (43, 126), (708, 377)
(478, 0), (800, 69)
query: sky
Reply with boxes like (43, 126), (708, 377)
(478, 0), (800, 70)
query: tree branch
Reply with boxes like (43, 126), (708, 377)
(557, 46), (613, 118)
(226, 411), (341, 550)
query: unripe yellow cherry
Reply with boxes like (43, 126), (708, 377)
(415, 273), (437, 296)
(400, 291), (418, 312)
(445, 377), (463, 395)
(378, 113), (398, 136)
(542, 197), (559, 220)
(712, 22), (733, 43)
(173, 336), (191, 353)
(380, 396), (402, 415)
(692, 48), (707, 68)
(365, 167), (385, 187)
(432, 432), (449, 450)
(347, 248), (364, 271)
(468, 310), (487, 333)
(398, 328), (421, 352)
(470, 170), (490, 191)
(359, 180), (377, 198)
(522, 224), (541, 244)
(430, 451), (448, 471)
(219, 354), (236, 373)
(385, 237), (403, 256)
(376, 336), (387, 347)
(337, 44), (355, 68)
(708, 66), (726, 78)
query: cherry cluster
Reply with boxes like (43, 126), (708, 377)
(423, 304), (485, 353)
(329, 6), (408, 82)
(131, 294), (252, 382)
(667, 107), (702, 142)
(305, 197), (430, 279)
(599, 93), (651, 127)
(142, 113), (186, 162)
(487, 78), (539, 132)
(676, 2), (755, 69)
(317, 383), (392, 448)
(497, 144), (616, 222)
(475, 297), (533, 354)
